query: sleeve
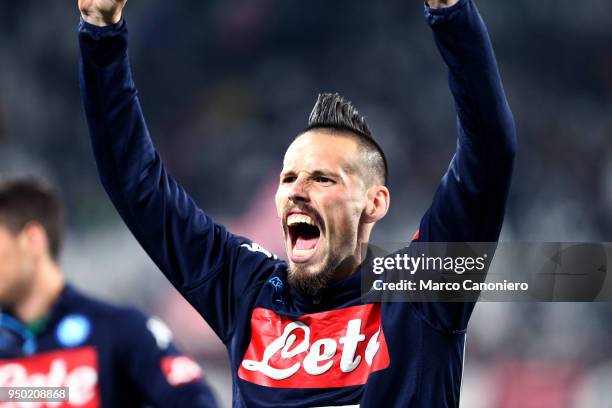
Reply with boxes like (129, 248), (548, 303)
(78, 19), (275, 342)
(412, 0), (517, 332)
(117, 310), (219, 407)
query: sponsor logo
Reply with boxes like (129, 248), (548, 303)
(239, 304), (389, 388)
(0, 347), (99, 407)
(161, 356), (203, 386)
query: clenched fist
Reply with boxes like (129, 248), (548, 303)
(426, 0), (460, 9)
(79, 0), (127, 26)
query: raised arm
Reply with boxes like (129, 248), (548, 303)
(417, 0), (516, 244)
(411, 0), (516, 332)
(77, 1), (269, 341)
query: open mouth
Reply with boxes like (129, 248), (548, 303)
(286, 213), (322, 263)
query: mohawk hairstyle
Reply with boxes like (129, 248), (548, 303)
(303, 93), (388, 185)
(307, 93), (373, 138)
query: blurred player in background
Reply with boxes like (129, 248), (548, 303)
(0, 177), (219, 407)
(78, 0), (515, 406)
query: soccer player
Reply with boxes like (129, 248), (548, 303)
(78, 0), (516, 406)
(0, 177), (219, 407)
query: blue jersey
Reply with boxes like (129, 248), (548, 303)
(78, 0), (516, 406)
(0, 284), (219, 407)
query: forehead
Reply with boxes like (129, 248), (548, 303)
(282, 130), (361, 173)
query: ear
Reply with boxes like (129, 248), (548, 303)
(18, 222), (50, 259)
(362, 185), (390, 224)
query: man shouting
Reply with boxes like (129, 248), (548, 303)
(78, 0), (516, 406)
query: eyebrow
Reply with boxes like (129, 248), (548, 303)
(279, 169), (342, 179)
(311, 170), (341, 179)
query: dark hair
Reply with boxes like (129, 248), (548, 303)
(0, 177), (65, 261)
(303, 93), (388, 185)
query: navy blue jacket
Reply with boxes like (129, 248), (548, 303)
(0, 285), (219, 407)
(79, 0), (515, 406)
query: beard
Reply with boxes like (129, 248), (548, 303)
(287, 247), (351, 296)
(287, 251), (342, 296)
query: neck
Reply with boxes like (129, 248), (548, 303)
(13, 258), (64, 324)
(330, 255), (361, 284)
(331, 235), (370, 283)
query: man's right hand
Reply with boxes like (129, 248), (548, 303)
(79, 0), (126, 26)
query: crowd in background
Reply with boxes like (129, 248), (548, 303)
(1, 1), (611, 406)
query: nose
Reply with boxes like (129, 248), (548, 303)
(288, 173), (310, 202)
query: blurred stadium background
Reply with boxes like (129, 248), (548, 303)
(1, 1), (611, 406)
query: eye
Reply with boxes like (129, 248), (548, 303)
(281, 175), (297, 184)
(314, 176), (334, 184)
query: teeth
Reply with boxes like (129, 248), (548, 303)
(287, 214), (316, 226)
(293, 248), (315, 256)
